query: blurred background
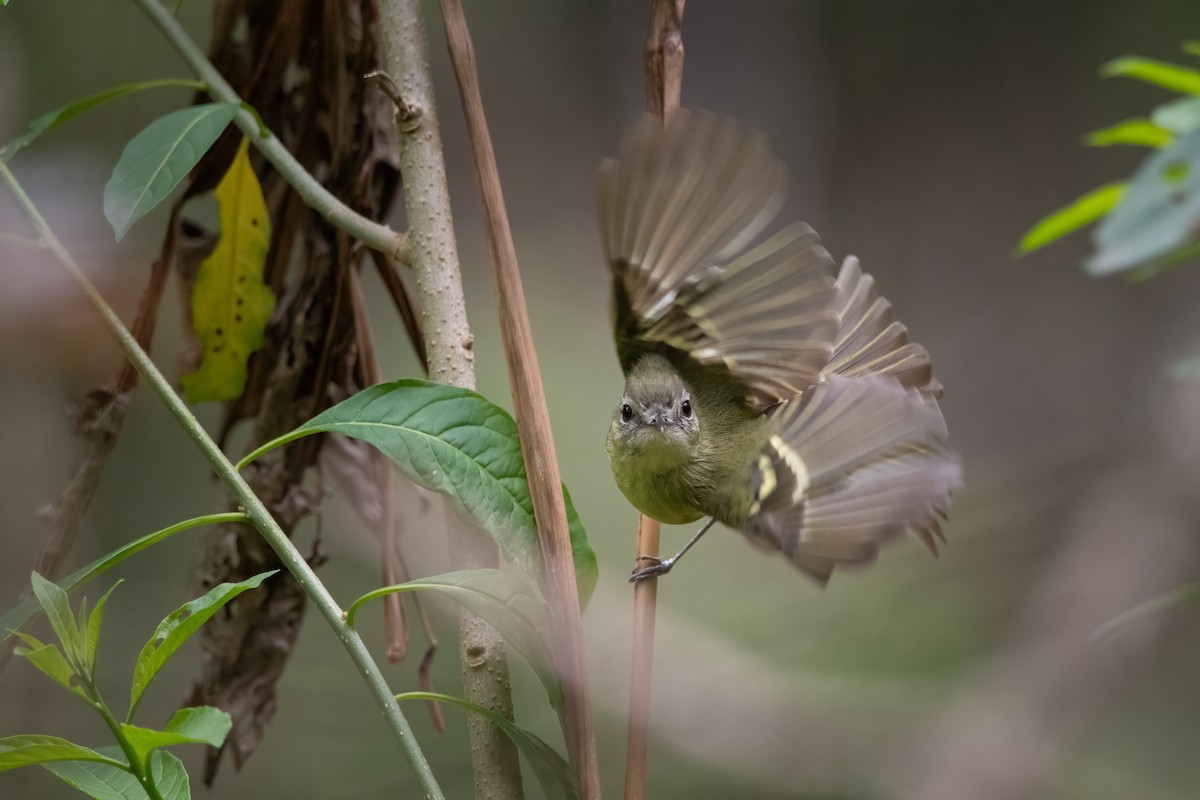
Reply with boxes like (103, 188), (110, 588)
(4, 1), (1200, 798)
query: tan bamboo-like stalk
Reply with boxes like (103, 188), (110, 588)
(625, 3), (685, 798)
(436, 0), (601, 796)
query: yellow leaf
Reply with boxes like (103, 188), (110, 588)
(182, 138), (275, 403)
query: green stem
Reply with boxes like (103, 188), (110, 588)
(129, 0), (409, 263)
(88, 683), (165, 800)
(0, 163), (445, 800)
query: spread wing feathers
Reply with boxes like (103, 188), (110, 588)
(745, 375), (960, 584)
(599, 110), (837, 407)
(823, 256), (943, 396)
(641, 223), (839, 407)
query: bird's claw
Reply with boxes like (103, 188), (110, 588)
(629, 556), (674, 583)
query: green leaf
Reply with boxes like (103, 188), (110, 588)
(82, 581), (122, 677)
(128, 571), (275, 720)
(397, 692), (577, 800)
(45, 748), (189, 800)
(11, 632), (87, 699)
(239, 381), (598, 600)
(103, 103), (239, 241)
(0, 79), (207, 164)
(120, 707), (232, 763)
(349, 569), (562, 712)
(1094, 581), (1200, 644)
(0, 736), (127, 773)
(1089, 130), (1200, 275)
(1151, 96), (1200, 135)
(1019, 182), (1127, 253)
(29, 572), (85, 671)
(1102, 57), (1200, 95)
(0, 513), (248, 648)
(181, 137), (275, 403)
(1183, 41), (1200, 58)
(1084, 118), (1173, 148)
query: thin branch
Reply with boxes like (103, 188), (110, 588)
(436, 1), (600, 795)
(626, 3), (685, 797)
(0, 159), (445, 800)
(644, 0), (686, 119)
(131, 0), (410, 263)
(377, 0), (524, 796)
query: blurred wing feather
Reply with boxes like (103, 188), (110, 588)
(599, 111), (837, 408)
(824, 256), (942, 396)
(746, 375), (960, 583)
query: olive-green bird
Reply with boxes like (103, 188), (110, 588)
(598, 111), (961, 584)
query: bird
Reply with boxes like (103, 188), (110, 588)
(597, 110), (961, 584)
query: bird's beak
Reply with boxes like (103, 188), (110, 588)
(646, 406), (673, 432)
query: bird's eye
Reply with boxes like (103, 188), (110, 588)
(681, 399), (692, 418)
(621, 404), (634, 422)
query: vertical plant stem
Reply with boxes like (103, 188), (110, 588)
(436, 0), (601, 796)
(0, 160), (445, 800)
(377, 1), (524, 796)
(626, 3), (685, 798)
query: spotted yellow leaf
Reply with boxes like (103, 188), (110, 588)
(182, 138), (275, 403)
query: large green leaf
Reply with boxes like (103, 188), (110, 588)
(0, 79), (206, 163)
(1102, 56), (1200, 95)
(1089, 130), (1200, 275)
(397, 692), (577, 800)
(0, 513), (248, 647)
(10, 631), (87, 699)
(1084, 118), (1173, 148)
(349, 569), (562, 712)
(45, 748), (189, 800)
(103, 103), (238, 240)
(239, 380), (598, 603)
(1019, 182), (1127, 253)
(120, 707), (231, 763)
(0, 736), (127, 773)
(128, 572), (276, 719)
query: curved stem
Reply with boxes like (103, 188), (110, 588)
(129, 0), (409, 263)
(0, 161), (445, 800)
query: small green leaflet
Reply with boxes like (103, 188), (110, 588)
(0, 79), (207, 164)
(1019, 182), (1127, 253)
(103, 103), (238, 240)
(240, 381), (599, 604)
(181, 137), (276, 403)
(1101, 56), (1200, 95)
(120, 707), (232, 764)
(0, 513), (248, 647)
(1084, 118), (1173, 148)
(128, 571), (276, 719)
(0, 736), (126, 774)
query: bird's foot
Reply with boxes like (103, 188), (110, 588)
(630, 555), (674, 583)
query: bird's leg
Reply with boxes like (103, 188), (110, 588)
(630, 517), (717, 582)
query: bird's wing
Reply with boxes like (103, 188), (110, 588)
(598, 111), (838, 410)
(823, 255), (943, 396)
(745, 374), (960, 584)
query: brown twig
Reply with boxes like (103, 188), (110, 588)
(436, 0), (601, 795)
(625, 3), (685, 798)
